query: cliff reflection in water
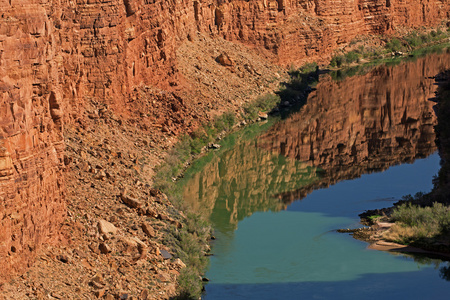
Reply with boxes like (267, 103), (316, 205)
(259, 52), (450, 202)
(182, 130), (320, 233)
(183, 51), (450, 233)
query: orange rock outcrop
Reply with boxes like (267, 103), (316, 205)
(1, 0), (450, 282)
(0, 1), (66, 279)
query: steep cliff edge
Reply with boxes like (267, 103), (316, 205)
(0, 0), (450, 296)
(0, 1), (66, 280)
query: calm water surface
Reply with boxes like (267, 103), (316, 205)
(182, 51), (450, 299)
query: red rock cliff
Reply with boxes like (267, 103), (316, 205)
(0, 0), (449, 281)
(55, 0), (450, 115)
(0, 0), (66, 279)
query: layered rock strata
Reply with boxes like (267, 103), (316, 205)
(1, 0), (450, 284)
(0, 1), (66, 279)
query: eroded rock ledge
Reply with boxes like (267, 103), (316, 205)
(1, 0), (450, 296)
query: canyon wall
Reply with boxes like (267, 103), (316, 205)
(46, 0), (450, 119)
(1, 0), (450, 281)
(0, 0), (66, 278)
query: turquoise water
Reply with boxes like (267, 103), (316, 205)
(206, 154), (442, 285)
(204, 154), (450, 299)
(182, 53), (450, 299)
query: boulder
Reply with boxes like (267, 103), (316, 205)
(216, 53), (234, 67)
(141, 222), (156, 237)
(208, 143), (221, 149)
(99, 242), (111, 254)
(98, 219), (118, 235)
(160, 249), (172, 260)
(258, 112), (268, 120)
(120, 192), (143, 208)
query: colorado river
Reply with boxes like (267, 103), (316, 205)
(182, 49), (450, 299)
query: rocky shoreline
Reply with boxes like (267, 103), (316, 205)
(346, 218), (450, 260)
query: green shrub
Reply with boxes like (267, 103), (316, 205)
(330, 55), (345, 67)
(299, 62), (318, 74)
(357, 45), (365, 53)
(391, 202), (450, 235)
(175, 268), (204, 299)
(189, 136), (205, 154)
(344, 51), (360, 63)
(214, 111), (236, 132)
(385, 38), (403, 52)
(329, 52), (360, 67)
(243, 93), (280, 120)
(420, 33), (431, 43)
(164, 213), (211, 299)
(405, 31), (422, 48)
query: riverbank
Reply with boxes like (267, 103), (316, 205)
(154, 63), (320, 298)
(185, 51), (450, 299)
(157, 27), (450, 199)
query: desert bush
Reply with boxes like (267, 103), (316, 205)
(385, 38), (403, 52)
(329, 55), (345, 67)
(344, 51), (360, 63)
(390, 202), (450, 239)
(420, 33), (432, 43)
(405, 31), (422, 48)
(175, 268), (204, 299)
(299, 62), (318, 74)
(243, 93), (280, 120)
(214, 111), (236, 133)
(164, 213), (211, 299)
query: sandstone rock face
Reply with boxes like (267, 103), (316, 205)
(36, 0), (450, 119)
(0, 1), (66, 280)
(195, 0), (450, 65)
(361, 0), (449, 33)
(1, 0), (449, 282)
